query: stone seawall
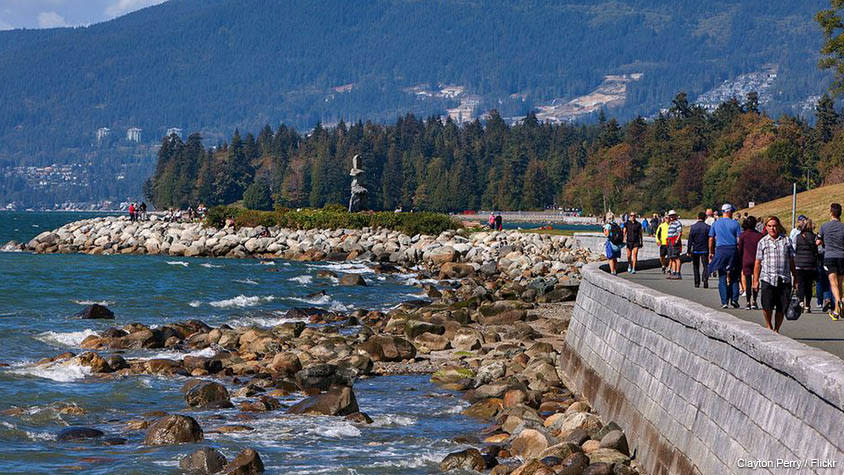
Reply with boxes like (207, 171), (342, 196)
(562, 262), (844, 475)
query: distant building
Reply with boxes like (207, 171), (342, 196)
(127, 128), (142, 143)
(96, 127), (110, 142)
(166, 127), (183, 139)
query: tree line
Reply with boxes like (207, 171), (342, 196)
(145, 93), (844, 215)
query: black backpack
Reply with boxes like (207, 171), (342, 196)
(609, 222), (624, 246)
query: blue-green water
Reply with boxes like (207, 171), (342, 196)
(0, 212), (483, 474)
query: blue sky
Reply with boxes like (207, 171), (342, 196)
(0, 0), (167, 30)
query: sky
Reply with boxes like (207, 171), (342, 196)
(0, 0), (167, 30)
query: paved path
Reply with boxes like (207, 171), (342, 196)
(619, 264), (844, 360)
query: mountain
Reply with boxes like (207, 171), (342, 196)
(0, 0), (832, 207)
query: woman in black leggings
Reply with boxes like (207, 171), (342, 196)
(793, 219), (819, 312)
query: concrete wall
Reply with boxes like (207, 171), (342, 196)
(562, 262), (844, 475)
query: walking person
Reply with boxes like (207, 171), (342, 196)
(793, 218), (818, 313)
(817, 203), (844, 320)
(737, 216), (763, 309)
(604, 219), (623, 275)
(139, 202), (147, 221)
(128, 202), (136, 222)
(488, 212), (495, 230)
(649, 214), (659, 236)
(666, 210), (683, 279)
(495, 213), (503, 231)
(656, 215), (670, 273)
(687, 212), (710, 288)
(709, 203), (742, 308)
(623, 212), (643, 274)
(704, 209), (716, 226)
(752, 216), (796, 333)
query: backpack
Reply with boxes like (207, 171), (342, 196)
(609, 222), (624, 246)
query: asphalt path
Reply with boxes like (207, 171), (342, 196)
(618, 263), (844, 360)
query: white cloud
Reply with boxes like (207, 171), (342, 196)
(36, 10), (67, 28)
(105, 0), (166, 18)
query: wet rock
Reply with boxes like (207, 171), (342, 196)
(73, 304), (115, 320)
(439, 448), (485, 472)
(223, 448), (264, 474)
(359, 335), (416, 362)
(102, 437), (127, 446)
(462, 398), (503, 419)
(75, 352), (112, 373)
(270, 352), (302, 376)
(144, 415), (203, 445)
(57, 427), (104, 441)
(286, 386), (359, 416)
(239, 395), (282, 412)
(273, 320), (306, 338)
(180, 447), (227, 474)
(339, 274), (367, 286)
(294, 364), (356, 391)
(105, 355), (128, 371)
(344, 412), (374, 424)
(185, 382), (234, 409)
(599, 430), (629, 456)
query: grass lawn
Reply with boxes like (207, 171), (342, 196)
(738, 183), (844, 229)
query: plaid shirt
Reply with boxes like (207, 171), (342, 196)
(755, 234), (793, 285)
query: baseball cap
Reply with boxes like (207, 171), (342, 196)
(668, 210), (678, 216)
(798, 214), (807, 221)
(721, 203), (734, 213)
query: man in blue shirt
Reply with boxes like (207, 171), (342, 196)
(709, 203), (742, 308)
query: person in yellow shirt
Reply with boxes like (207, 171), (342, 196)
(656, 215), (670, 273)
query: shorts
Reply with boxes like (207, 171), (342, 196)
(626, 242), (641, 250)
(667, 243), (682, 259)
(823, 257), (844, 275)
(659, 245), (668, 258)
(761, 280), (791, 313)
(605, 241), (621, 260)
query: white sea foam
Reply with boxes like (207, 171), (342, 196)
(371, 414), (416, 427)
(209, 295), (275, 308)
(288, 294), (351, 312)
(72, 299), (114, 306)
(368, 452), (444, 469)
(8, 359), (91, 382)
(312, 262), (373, 274)
(288, 275), (313, 284)
(200, 263), (223, 268)
(35, 329), (98, 347)
(259, 261), (276, 266)
(311, 421), (361, 438)
(167, 261), (189, 267)
(189, 300), (202, 308)
(234, 279), (259, 285)
(136, 347), (217, 361)
(229, 314), (297, 327)
(436, 402), (469, 415)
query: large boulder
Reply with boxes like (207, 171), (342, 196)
(286, 386), (359, 416)
(73, 304), (115, 320)
(180, 447), (227, 474)
(56, 427), (104, 442)
(223, 448), (264, 474)
(294, 364), (356, 391)
(144, 415), (203, 445)
(439, 448), (485, 472)
(185, 382), (234, 409)
(339, 274), (367, 286)
(75, 352), (112, 373)
(439, 262), (475, 279)
(510, 428), (551, 460)
(427, 246), (456, 264)
(359, 335), (416, 362)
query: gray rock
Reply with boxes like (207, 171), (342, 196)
(180, 447), (227, 474)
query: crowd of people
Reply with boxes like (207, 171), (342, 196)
(604, 202), (844, 333)
(128, 203), (207, 223)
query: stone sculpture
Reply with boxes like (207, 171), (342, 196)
(348, 154), (367, 212)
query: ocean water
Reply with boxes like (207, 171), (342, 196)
(0, 212), (483, 474)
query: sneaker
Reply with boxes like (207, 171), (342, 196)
(829, 310), (839, 321)
(740, 290), (746, 297)
(730, 300), (740, 309)
(822, 299), (832, 313)
(703, 282), (709, 289)
(630, 269), (636, 274)
(751, 301), (759, 310)
(661, 267), (667, 274)
(721, 304), (729, 309)
(745, 303), (752, 310)
(806, 306), (812, 314)
(611, 271), (618, 276)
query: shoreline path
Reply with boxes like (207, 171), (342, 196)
(619, 265), (844, 360)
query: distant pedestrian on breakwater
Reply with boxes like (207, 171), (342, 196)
(665, 210), (683, 280)
(604, 218), (623, 275)
(139, 202), (148, 221)
(687, 212), (710, 288)
(753, 215), (795, 333)
(793, 218), (818, 313)
(624, 212), (643, 274)
(738, 216), (762, 310)
(709, 203), (742, 308)
(494, 213), (502, 231)
(656, 215), (669, 273)
(818, 203), (844, 320)
(128, 203), (136, 222)
(488, 212), (495, 230)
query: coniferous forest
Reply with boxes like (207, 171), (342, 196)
(146, 93), (844, 215)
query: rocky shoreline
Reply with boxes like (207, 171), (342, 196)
(4, 217), (643, 474)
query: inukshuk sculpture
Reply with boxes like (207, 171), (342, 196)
(348, 154), (367, 212)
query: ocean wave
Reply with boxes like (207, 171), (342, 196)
(370, 414), (416, 427)
(35, 329), (98, 347)
(234, 279), (259, 285)
(0, 422), (57, 442)
(368, 452), (445, 469)
(229, 313), (297, 328)
(8, 359), (91, 382)
(288, 275), (313, 284)
(200, 263), (223, 268)
(310, 421), (361, 438)
(189, 300), (202, 308)
(135, 347), (217, 361)
(166, 261), (189, 267)
(72, 300), (114, 306)
(310, 262), (373, 274)
(288, 295), (350, 312)
(259, 261), (275, 266)
(209, 295), (275, 308)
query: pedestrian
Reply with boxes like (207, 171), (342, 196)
(789, 215), (806, 248)
(656, 215), (670, 273)
(704, 209), (716, 226)
(687, 212), (710, 288)
(752, 216), (795, 333)
(488, 212), (495, 230)
(140, 202), (147, 221)
(817, 239), (834, 313)
(817, 203), (844, 320)
(495, 213), (503, 231)
(650, 214), (659, 236)
(666, 210), (683, 279)
(737, 216), (763, 309)
(793, 218), (818, 313)
(604, 218), (623, 275)
(708, 203), (742, 308)
(624, 212), (643, 274)
(128, 202), (135, 222)
(755, 217), (764, 234)
(641, 216), (649, 235)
